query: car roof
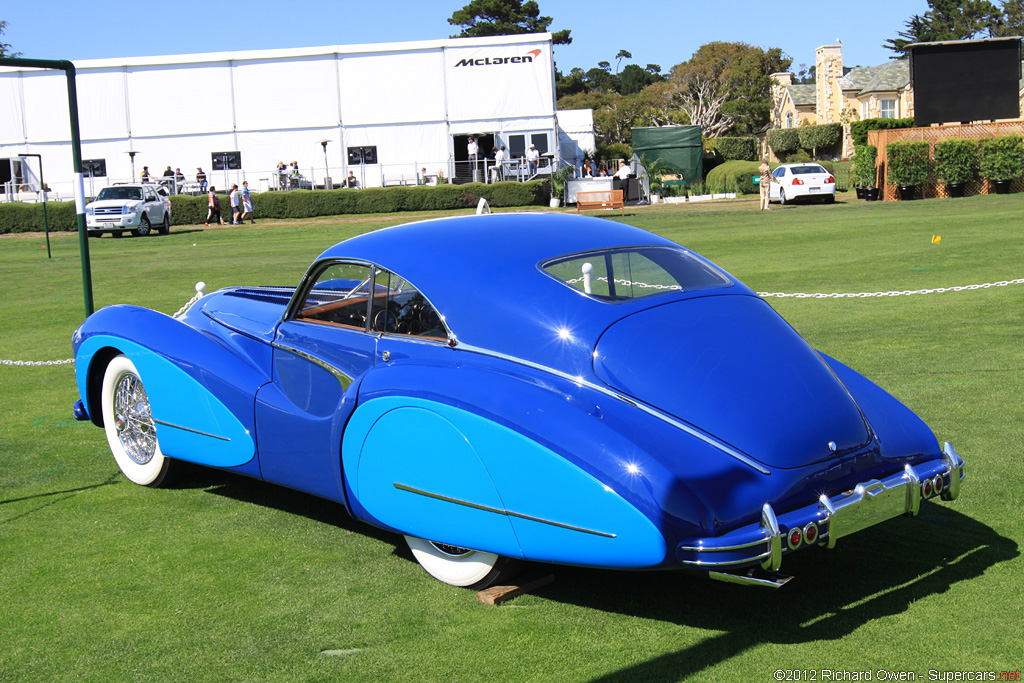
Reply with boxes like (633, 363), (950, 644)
(317, 213), (753, 371)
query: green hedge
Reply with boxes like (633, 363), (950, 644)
(712, 137), (757, 162)
(850, 117), (916, 147)
(705, 160), (762, 195)
(766, 129), (800, 155)
(0, 182), (549, 235)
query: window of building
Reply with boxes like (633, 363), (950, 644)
(879, 99), (897, 119)
(785, 112), (794, 128)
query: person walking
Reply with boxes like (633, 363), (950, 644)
(229, 184), (240, 224)
(206, 186), (224, 226)
(239, 181), (255, 224)
(759, 158), (775, 210)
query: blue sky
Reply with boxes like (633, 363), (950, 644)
(3, 0), (928, 74)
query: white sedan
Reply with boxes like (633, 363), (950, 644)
(768, 163), (836, 205)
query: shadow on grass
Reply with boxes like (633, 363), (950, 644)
(155, 463), (1017, 682)
(556, 506), (1016, 682)
(0, 471), (122, 523)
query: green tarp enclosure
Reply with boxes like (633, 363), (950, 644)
(631, 126), (703, 186)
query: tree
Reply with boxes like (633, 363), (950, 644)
(993, 0), (1024, 35)
(884, 0), (1003, 56)
(615, 49), (632, 73)
(448, 0), (571, 45)
(1, 20), (20, 58)
(665, 42), (792, 137)
(619, 63), (663, 95)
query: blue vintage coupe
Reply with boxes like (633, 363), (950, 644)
(72, 213), (966, 589)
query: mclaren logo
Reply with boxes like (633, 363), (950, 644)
(455, 49), (542, 68)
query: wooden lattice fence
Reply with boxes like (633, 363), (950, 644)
(868, 120), (1024, 200)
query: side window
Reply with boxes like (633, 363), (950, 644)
(773, 168), (785, 179)
(295, 262), (374, 329)
(372, 270), (447, 340)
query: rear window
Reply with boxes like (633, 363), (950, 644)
(790, 165), (827, 175)
(542, 247), (731, 302)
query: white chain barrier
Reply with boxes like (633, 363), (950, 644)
(756, 278), (1024, 298)
(4, 278), (1022, 367)
(1, 282), (207, 368)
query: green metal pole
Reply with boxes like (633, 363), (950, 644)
(0, 57), (94, 316)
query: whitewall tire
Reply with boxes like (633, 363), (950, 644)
(404, 536), (519, 589)
(101, 355), (172, 487)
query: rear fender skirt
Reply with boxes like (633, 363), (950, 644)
(343, 396), (667, 568)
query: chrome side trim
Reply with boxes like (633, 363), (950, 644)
(679, 548), (773, 568)
(452, 342), (771, 475)
(272, 342), (354, 390)
(152, 419), (230, 442)
(393, 482), (617, 538)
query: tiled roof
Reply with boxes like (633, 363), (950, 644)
(838, 60), (909, 95)
(786, 84), (816, 106)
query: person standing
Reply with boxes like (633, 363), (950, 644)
(239, 181), (254, 223)
(493, 145), (506, 182)
(206, 186), (224, 226)
(196, 167), (207, 193)
(467, 136), (479, 177)
(526, 144), (540, 177)
(229, 184), (240, 224)
(140, 166), (150, 183)
(759, 158), (774, 210)
(173, 167), (185, 194)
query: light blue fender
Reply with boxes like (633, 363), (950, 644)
(76, 335), (255, 468)
(343, 396), (667, 569)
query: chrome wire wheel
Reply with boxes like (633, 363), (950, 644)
(101, 355), (172, 487)
(113, 372), (157, 465)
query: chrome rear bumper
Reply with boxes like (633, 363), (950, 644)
(678, 442), (966, 586)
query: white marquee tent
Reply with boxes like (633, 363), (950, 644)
(1, 33), (594, 199)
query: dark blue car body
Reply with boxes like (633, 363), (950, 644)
(72, 213), (965, 588)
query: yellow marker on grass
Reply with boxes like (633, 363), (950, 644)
(931, 235), (942, 244)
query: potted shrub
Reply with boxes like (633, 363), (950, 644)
(548, 166), (574, 207)
(933, 138), (977, 198)
(637, 153), (673, 203)
(853, 145), (878, 200)
(978, 134), (1024, 194)
(886, 141), (930, 200)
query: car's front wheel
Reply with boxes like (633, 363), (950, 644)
(100, 355), (173, 487)
(404, 536), (520, 589)
(133, 216), (152, 237)
(159, 214), (170, 235)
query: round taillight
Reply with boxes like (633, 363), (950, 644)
(803, 522), (818, 544)
(787, 527), (803, 550)
(923, 479), (933, 497)
(933, 475), (944, 494)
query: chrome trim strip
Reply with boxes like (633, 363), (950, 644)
(680, 549), (773, 568)
(452, 342), (771, 475)
(272, 342), (355, 390)
(152, 419), (230, 442)
(393, 482), (617, 538)
(679, 537), (769, 553)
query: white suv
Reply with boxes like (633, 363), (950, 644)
(85, 183), (172, 237)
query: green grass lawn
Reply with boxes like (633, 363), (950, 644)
(1, 195), (1022, 682)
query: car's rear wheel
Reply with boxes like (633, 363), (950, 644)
(112, 231), (123, 238)
(404, 535), (520, 589)
(824, 194), (835, 204)
(159, 214), (170, 235)
(133, 216), (152, 237)
(101, 355), (173, 487)
(779, 189), (788, 205)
